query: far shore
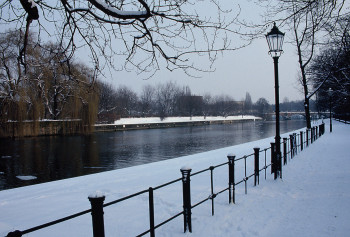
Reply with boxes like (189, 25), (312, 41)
(95, 115), (261, 132)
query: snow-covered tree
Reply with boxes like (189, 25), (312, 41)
(0, 30), (98, 125)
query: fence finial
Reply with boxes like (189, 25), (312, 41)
(88, 193), (106, 237)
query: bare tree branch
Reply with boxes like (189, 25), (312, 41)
(1, 0), (245, 77)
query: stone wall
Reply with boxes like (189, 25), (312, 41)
(0, 120), (84, 138)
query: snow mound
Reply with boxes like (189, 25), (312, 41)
(16, 176), (37, 181)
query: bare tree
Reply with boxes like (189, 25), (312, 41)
(244, 92), (252, 114)
(212, 94), (237, 117)
(258, 0), (347, 128)
(115, 85), (138, 117)
(155, 81), (181, 119)
(97, 81), (119, 122)
(140, 84), (155, 117)
(177, 86), (203, 118)
(310, 19), (350, 117)
(1, 0), (245, 78)
(254, 97), (270, 119)
(202, 93), (213, 118)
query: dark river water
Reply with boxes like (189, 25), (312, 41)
(0, 120), (306, 190)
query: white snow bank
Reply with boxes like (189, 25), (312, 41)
(0, 120), (349, 237)
(15, 176), (37, 181)
(114, 116), (259, 125)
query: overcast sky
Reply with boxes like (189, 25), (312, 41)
(98, 1), (304, 104)
(102, 36), (303, 104)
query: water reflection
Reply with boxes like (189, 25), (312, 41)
(0, 120), (305, 190)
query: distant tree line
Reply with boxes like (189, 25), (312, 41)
(96, 81), (313, 123)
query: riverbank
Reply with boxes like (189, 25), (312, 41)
(0, 120), (85, 138)
(1, 120), (349, 236)
(0, 116), (260, 138)
(95, 115), (260, 132)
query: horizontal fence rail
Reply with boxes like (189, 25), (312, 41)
(6, 123), (326, 237)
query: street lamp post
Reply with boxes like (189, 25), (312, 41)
(266, 22), (285, 179)
(328, 88), (333, 133)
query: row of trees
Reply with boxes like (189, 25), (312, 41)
(310, 21), (350, 119)
(97, 81), (312, 123)
(0, 30), (99, 131)
(98, 81), (252, 122)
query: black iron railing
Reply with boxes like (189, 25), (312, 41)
(6, 123), (325, 237)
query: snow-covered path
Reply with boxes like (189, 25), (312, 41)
(0, 120), (349, 236)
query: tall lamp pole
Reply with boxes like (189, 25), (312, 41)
(328, 88), (333, 133)
(266, 23), (285, 179)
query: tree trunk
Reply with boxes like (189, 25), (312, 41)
(304, 97), (311, 129)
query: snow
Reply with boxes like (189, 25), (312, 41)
(113, 115), (259, 125)
(88, 191), (105, 199)
(93, 0), (148, 17)
(27, 0), (36, 8)
(15, 176), (37, 181)
(180, 166), (192, 171)
(0, 120), (349, 236)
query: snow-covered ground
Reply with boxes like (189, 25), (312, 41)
(1, 120), (349, 236)
(114, 116), (259, 125)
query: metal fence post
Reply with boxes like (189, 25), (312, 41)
(181, 167), (192, 233)
(283, 138), (287, 165)
(88, 195), (106, 237)
(300, 131), (303, 151)
(293, 133), (297, 155)
(323, 123), (325, 135)
(271, 142), (276, 179)
(227, 154), (236, 204)
(254, 147), (260, 186)
(270, 142), (275, 175)
(149, 187), (155, 237)
(311, 127), (314, 144)
(322, 123), (325, 135)
(210, 166), (215, 216)
(244, 156), (248, 194)
(289, 135), (294, 159)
